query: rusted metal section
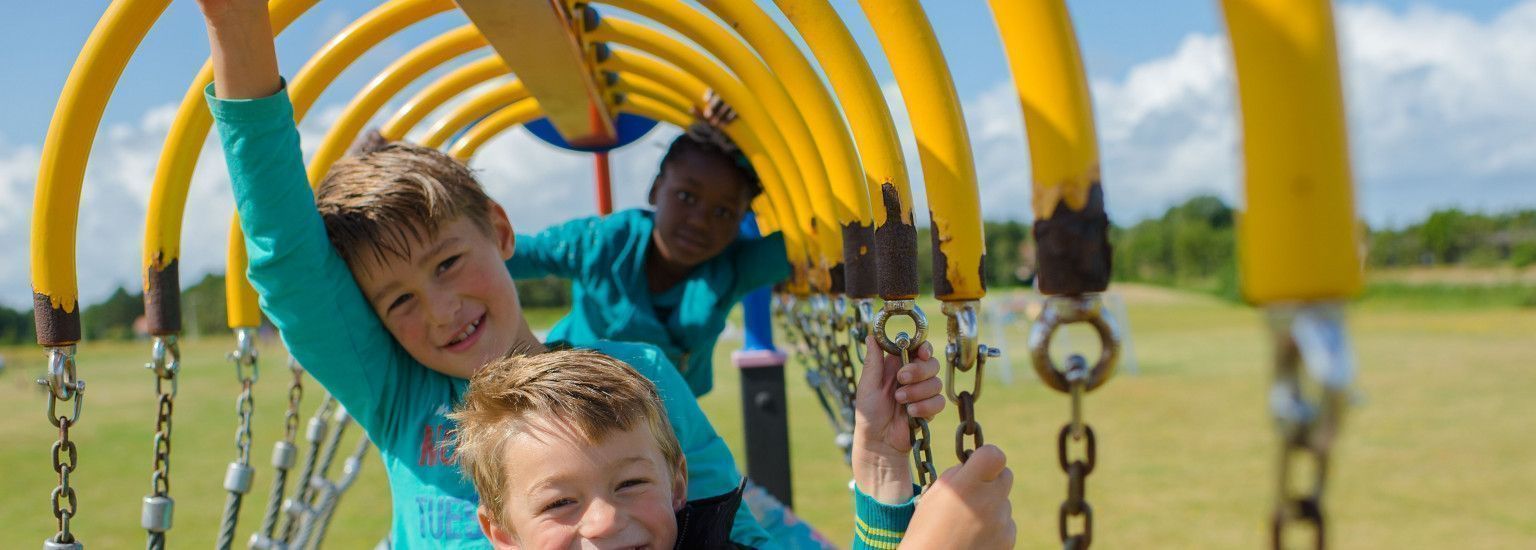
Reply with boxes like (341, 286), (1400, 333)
(875, 183), (919, 300)
(841, 222), (877, 299)
(927, 211), (990, 299)
(1033, 184), (1111, 296)
(34, 292), (82, 345)
(827, 263), (846, 295)
(144, 258), (182, 335)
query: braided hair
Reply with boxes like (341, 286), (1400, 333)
(653, 121), (763, 200)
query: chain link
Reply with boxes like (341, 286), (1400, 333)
(220, 328), (260, 550)
(896, 334), (938, 488)
(1267, 303), (1353, 550)
(141, 336), (179, 549)
(1057, 356), (1096, 548)
(38, 345), (84, 548)
(251, 358), (305, 548)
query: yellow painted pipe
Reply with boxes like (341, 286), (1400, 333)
(616, 92), (811, 293)
(602, 0), (872, 293)
(143, 0), (320, 336)
(772, 0), (921, 299)
(421, 80), (530, 149)
(989, 0), (1098, 218)
(31, 0), (172, 344)
(684, 0), (879, 296)
(223, 0), (455, 328)
(597, 50), (815, 278)
(1221, 0), (1362, 302)
(610, 74), (693, 118)
(988, 0), (1111, 296)
(597, 62), (809, 289)
(599, 48), (817, 291)
(380, 55), (508, 140)
(590, 18), (837, 290)
(307, 24), (487, 182)
(773, 0), (913, 228)
(855, 0), (986, 302)
(447, 98), (545, 161)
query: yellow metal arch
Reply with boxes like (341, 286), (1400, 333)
(143, 0), (322, 335)
(1222, 0), (1361, 302)
(988, 0), (1111, 296)
(612, 88), (812, 293)
(307, 24), (488, 182)
(32, 0), (173, 344)
(601, 0), (873, 295)
(447, 98), (545, 160)
(596, 49), (815, 292)
(855, 0), (986, 302)
(421, 80), (531, 149)
(380, 55), (509, 140)
(588, 16), (837, 290)
(686, 0), (881, 297)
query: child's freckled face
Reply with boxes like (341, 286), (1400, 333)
(485, 417), (686, 550)
(354, 211), (522, 379)
(649, 151), (753, 269)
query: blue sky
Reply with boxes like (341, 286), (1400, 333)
(1, 0), (1532, 307)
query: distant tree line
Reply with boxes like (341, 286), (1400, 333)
(4, 201), (1531, 342)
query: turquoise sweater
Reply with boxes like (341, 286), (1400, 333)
(506, 209), (790, 397)
(206, 85), (776, 548)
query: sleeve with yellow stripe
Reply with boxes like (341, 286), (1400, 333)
(852, 485), (918, 549)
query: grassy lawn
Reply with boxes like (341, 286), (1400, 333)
(1, 285), (1532, 548)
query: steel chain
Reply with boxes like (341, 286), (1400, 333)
(1267, 304), (1352, 550)
(251, 358), (305, 548)
(896, 334), (939, 488)
(141, 336), (179, 550)
(219, 329), (260, 550)
(1057, 356), (1096, 549)
(39, 345), (84, 549)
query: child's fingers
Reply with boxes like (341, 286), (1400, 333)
(897, 356), (940, 385)
(895, 377), (942, 404)
(904, 394), (946, 420)
(915, 340), (933, 361)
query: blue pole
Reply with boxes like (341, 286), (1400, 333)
(733, 212), (792, 505)
(738, 213), (776, 352)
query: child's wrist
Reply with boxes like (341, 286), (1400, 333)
(852, 449), (914, 504)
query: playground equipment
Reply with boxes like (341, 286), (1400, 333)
(27, 0), (1360, 548)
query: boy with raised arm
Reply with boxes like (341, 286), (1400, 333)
(196, 1), (775, 545)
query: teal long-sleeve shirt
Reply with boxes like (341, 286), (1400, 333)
(206, 84), (772, 548)
(507, 209), (790, 397)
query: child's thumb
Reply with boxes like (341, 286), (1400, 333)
(953, 444), (1008, 483)
(858, 335), (885, 392)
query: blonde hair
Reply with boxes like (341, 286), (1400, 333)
(449, 349), (683, 527)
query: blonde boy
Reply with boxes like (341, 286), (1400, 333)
(455, 340), (1017, 549)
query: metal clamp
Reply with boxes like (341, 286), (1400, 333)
(229, 327), (260, 384)
(147, 335), (180, 397)
(1027, 295), (1121, 393)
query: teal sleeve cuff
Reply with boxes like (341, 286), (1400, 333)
(204, 79), (293, 123)
(852, 484), (917, 549)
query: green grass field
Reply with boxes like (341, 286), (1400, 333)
(1, 284), (1532, 548)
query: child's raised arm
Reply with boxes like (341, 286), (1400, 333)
(196, 0), (282, 99)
